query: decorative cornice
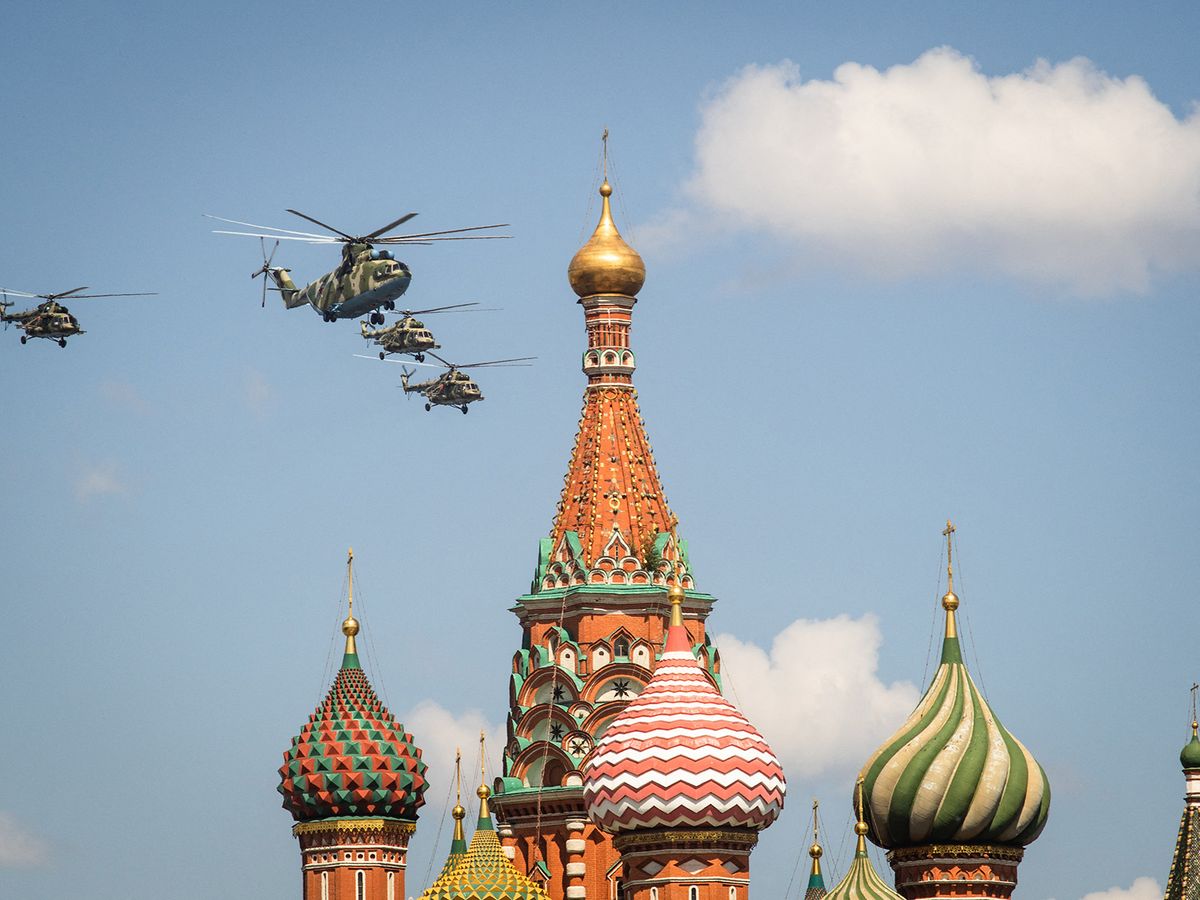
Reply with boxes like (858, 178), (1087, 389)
(887, 844), (1024, 864)
(294, 818), (417, 837)
(613, 829), (760, 851)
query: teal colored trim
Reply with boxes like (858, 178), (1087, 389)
(341, 651), (361, 670)
(808, 872), (826, 890)
(476, 813), (495, 832)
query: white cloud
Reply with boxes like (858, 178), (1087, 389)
(402, 700), (505, 803)
(75, 461), (128, 501)
(0, 812), (48, 868)
(1067, 877), (1164, 900)
(714, 614), (920, 779)
(664, 48), (1200, 294)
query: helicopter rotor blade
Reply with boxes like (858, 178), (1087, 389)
(285, 209), (357, 242)
(352, 354), (443, 369)
(377, 223), (509, 240)
(204, 214), (329, 239)
(214, 229), (339, 243)
(448, 356), (538, 369)
(0, 288), (44, 299)
(390, 302), (481, 316)
(266, 239), (279, 268)
(364, 212), (418, 240)
(59, 292), (157, 299)
(45, 286), (89, 300)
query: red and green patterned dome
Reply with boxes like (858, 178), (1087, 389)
(278, 610), (428, 822)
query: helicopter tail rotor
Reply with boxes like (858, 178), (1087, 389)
(251, 238), (281, 308)
(400, 367), (415, 395)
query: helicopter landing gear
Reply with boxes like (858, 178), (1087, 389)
(415, 353), (425, 362)
(322, 312), (334, 323)
(424, 403), (432, 412)
(379, 351), (386, 360)
(384, 300), (395, 310)
(59, 338), (67, 348)
(461, 405), (469, 414)
(20, 335), (27, 344)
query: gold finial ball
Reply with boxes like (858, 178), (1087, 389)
(668, 583), (686, 605)
(342, 615), (360, 637)
(855, 821), (870, 836)
(477, 784), (491, 800)
(809, 842), (823, 859)
(599, 180), (612, 197)
(452, 803), (466, 819)
(942, 590), (959, 612)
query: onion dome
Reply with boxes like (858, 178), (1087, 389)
(278, 550), (428, 822)
(421, 738), (550, 900)
(858, 524), (1050, 848)
(582, 584), (786, 832)
(567, 178), (645, 298)
(1182, 719), (1200, 770)
(805, 800), (828, 900)
(824, 783), (905, 900)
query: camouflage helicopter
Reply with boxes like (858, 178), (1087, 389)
(1, 286), (156, 347)
(355, 352), (535, 413)
(207, 210), (508, 324)
(361, 302), (493, 361)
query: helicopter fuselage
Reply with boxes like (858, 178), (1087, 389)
(361, 316), (439, 358)
(270, 244), (412, 321)
(401, 369), (483, 409)
(2, 301), (84, 344)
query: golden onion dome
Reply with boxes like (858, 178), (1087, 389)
(568, 180), (645, 298)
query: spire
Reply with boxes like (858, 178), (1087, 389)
(941, 521), (960, 645)
(1166, 686), (1200, 900)
(540, 151), (688, 583)
(805, 799), (827, 900)
(341, 547), (361, 669)
(822, 780), (904, 900)
(453, 747), (468, 853)
(477, 731), (493, 829)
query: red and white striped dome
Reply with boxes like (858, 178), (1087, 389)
(581, 590), (786, 833)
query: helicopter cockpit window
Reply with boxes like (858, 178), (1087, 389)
(370, 249), (394, 261)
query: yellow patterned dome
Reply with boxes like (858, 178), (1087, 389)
(567, 180), (645, 298)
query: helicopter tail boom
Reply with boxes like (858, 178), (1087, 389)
(267, 268), (304, 308)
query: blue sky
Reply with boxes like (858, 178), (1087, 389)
(1, 3), (1197, 899)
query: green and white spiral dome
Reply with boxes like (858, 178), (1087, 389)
(857, 583), (1050, 848)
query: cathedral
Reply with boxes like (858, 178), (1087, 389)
(274, 170), (1200, 900)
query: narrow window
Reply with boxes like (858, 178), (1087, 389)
(357, 870), (366, 900)
(730, 888), (737, 900)
(689, 887), (699, 900)
(321, 871), (329, 900)
(388, 871), (396, 900)
(614, 638), (629, 657)
(650, 889), (659, 900)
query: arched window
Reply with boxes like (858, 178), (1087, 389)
(356, 870), (366, 900)
(729, 888), (737, 900)
(321, 871), (329, 900)
(689, 887), (699, 900)
(543, 759), (567, 788)
(614, 638), (629, 658)
(650, 889), (659, 900)
(388, 871), (396, 900)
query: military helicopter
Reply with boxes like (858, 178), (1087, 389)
(361, 302), (493, 361)
(207, 210), (509, 324)
(1, 286), (156, 347)
(355, 352), (535, 413)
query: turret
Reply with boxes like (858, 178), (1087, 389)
(278, 550), (427, 900)
(1164, 686), (1200, 900)
(857, 524), (1049, 899)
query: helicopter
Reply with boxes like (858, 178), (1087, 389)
(360, 302), (490, 361)
(355, 352), (535, 413)
(207, 210), (509, 324)
(1, 286), (156, 347)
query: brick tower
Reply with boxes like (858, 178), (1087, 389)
(278, 550), (428, 900)
(489, 162), (721, 900)
(580, 585), (786, 900)
(856, 525), (1051, 900)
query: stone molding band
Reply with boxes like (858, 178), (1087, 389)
(887, 845), (1025, 864)
(293, 818), (417, 837)
(614, 829), (759, 851)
